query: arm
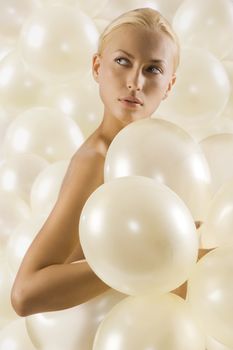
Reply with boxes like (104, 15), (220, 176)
(11, 150), (110, 317)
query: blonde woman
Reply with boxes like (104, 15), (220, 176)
(11, 8), (208, 317)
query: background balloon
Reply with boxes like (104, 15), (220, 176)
(26, 289), (126, 350)
(200, 133), (233, 194)
(0, 51), (43, 113)
(200, 178), (233, 249)
(5, 214), (48, 274)
(173, 0), (233, 59)
(18, 5), (99, 82)
(104, 118), (212, 221)
(0, 191), (30, 248)
(93, 293), (205, 350)
(80, 175), (198, 295)
(156, 47), (230, 126)
(2, 107), (84, 162)
(187, 247), (233, 349)
(38, 72), (103, 139)
(0, 154), (48, 203)
(0, 0), (42, 44)
(30, 160), (70, 217)
(222, 61), (233, 119)
(206, 336), (233, 350)
(0, 318), (36, 350)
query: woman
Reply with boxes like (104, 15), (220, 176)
(11, 7), (206, 317)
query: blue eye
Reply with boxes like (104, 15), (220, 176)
(115, 57), (129, 65)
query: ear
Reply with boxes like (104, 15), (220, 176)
(162, 73), (176, 100)
(92, 53), (101, 83)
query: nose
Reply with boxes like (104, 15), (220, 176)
(127, 69), (144, 91)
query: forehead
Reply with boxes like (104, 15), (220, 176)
(102, 25), (175, 64)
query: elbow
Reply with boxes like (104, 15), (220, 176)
(11, 284), (30, 317)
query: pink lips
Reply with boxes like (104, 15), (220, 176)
(119, 96), (143, 105)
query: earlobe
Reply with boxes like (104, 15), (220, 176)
(92, 53), (101, 82)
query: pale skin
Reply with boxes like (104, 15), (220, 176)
(11, 25), (212, 317)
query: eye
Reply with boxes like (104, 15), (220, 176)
(114, 57), (129, 66)
(148, 66), (162, 74)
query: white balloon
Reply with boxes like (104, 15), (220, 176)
(0, 254), (18, 328)
(19, 5), (99, 82)
(0, 51), (43, 113)
(0, 154), (48, 203)
(30, 160), (70, 217)
(0, 0), (42, 44)
(38, 73), (103, 139)
(222, 61), (233, 119)
(206, 336), (233, 350)
(200, 133), (233, 193)
(173, 0), (233, 59)
(0, 191), (30, 248)
(26, 289), (126, 350)
(2, 107), (84, 162)
(0, 318), (36, 350)
(156, 47), (230, 125)
(6, 214), (47, 274)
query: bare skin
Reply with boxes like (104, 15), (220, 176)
(11, 25), (211, 317)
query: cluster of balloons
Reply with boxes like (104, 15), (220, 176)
(0, 0), (233, 349)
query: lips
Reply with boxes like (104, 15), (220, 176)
(119, 96), (143, 105)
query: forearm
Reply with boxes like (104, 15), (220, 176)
(12, 260), (110, 317)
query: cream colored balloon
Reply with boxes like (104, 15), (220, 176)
(104, 118), (212, 221)
(5, 214), (47, 274)
(0, 318), (36, 350)
(2, 107), (84, 162)
(80, 176), (198, 295)
(0, 51), (43, 113)
(30, 160), (70, 217)
(0, 154), (48, 203)
(200, 178), (233, 249)
(0, 191), (30, 248)
(187, 247), (233, 348)
(183, 115), (233, 143)
(19, 5), (99, 82)
(206, 336), (233, 350)
(0, 0), (41, 44)
(93, 293), (205, 350)
(99, 0), (160, 21)
(75, 0), (109, 18)
(156, 47), (230, 125)
(0, 254), (19, 327)
(153, 0), (184, 21)
(26, 289), (126, 350)
(200, 133), (233, 193)
(38, 73), (103, 138)
(222, 61), (233, 119)
(173, 0), (233, 59)
(0, 108), (13, 159)
(0, 40), (13, 61)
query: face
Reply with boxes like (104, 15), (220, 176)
(92, 25), (177, 125)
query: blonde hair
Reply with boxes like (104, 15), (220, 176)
(97, 8), (180, 72)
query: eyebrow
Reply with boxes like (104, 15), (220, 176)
(114, 49), (166, 65)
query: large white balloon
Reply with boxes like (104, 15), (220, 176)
(222, 61), (233, 119)
(2, 107), (84, 162)
(0, 154), (48, 203)
(19, 5), (99, 82)
(0, 318), (36, 350)
(156, 47), (230, 125)
(173, 0), (233, 59)
(93, 293), (205, 350)
(187, 247), (233, 348)
(80, 175), (198, 295)
(30, 160), (70, 217)
(26, 289), (126, 350)
(104, 118), (212, 221)
(206, 336), (233, 350)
